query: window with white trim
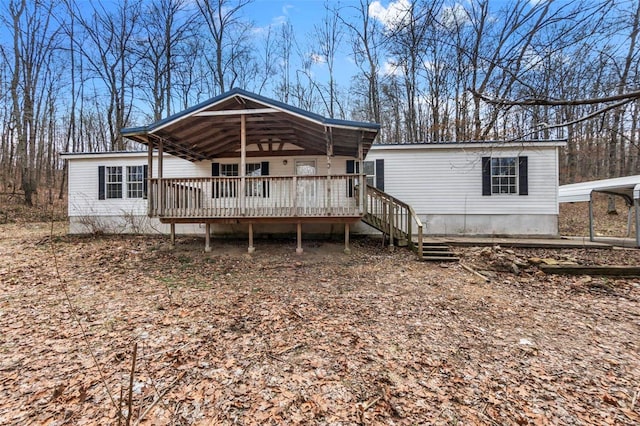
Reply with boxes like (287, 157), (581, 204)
(106, 166), (123, 199)
(491, 157), (517, 194)
(363, 161), (375, 186)
(127, 165), (145, 198)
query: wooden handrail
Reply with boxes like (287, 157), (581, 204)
(147, 175), (363, 219)
(364, 185), (423, 258)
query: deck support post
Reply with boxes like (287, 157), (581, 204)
(248, 223), (255, 253)
(205, 223), (211, 252)
(388, 203), (395, 252)
(147, 138), (153, 216)
(635, 197), (640, 247)
(170, 222), (175, 249)
(588, 193), (594, 242)
(158, 139), (164, 216)
(240, 114), (246, 215)
(296, 222), (303, 254)
(344, 223), (351, 254)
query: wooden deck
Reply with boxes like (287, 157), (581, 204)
(148, 174), (363, 221)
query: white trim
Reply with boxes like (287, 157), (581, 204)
(370, 141), (566, 151)
(193, 108), (278, 116)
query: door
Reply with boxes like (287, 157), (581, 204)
(295, 160), (317, 213)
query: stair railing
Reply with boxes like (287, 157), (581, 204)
(364, 185), (423, 258)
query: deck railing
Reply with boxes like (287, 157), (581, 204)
(148, 174), (363, 218)
(364, 185), (423, 257)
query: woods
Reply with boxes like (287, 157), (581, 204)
(0, 0), (639, 206)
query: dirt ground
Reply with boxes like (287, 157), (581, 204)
(1, 220), (639, 425)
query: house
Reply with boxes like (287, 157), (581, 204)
(61, 89), (566, 253)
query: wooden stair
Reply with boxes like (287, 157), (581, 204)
(415, 241), (459, 262)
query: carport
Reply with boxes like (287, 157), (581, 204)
(559, 175), (640, 247)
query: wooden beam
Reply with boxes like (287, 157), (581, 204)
(240, 114), (246, 215)
(344, 223), (351, 254)
(205, 223), (211, 252)
(248, 222), (255, 253)
(296, 222), (303, 254)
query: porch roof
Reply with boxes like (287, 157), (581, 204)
(121, 88), (380, 162)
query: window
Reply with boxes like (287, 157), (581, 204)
(491, 157), (517, 194)
(482, 156), (528, 196)
(363, 161), (375, 187)
(127, 166), (145, 198)
(106, 166), (122, 199)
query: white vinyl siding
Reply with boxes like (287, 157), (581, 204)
(66, 153), (355, 218)
(365, 145), (559, 216)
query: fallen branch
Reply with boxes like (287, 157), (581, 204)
(276, 343), (304, 356)
(460, 263), (490, 282)
(134, 371), (186, 425)
(361, 395), (382, 412)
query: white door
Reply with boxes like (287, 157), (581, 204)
(296, 160), (317, 213)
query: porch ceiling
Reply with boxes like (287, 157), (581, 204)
(121, 89), (380, 162)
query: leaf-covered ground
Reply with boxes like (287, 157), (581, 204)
(1, 222), (639, 425)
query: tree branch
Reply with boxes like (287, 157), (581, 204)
(472, 88), (640, 106)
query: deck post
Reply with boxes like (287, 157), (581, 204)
(588, 192), (594, 242)
(635, 197), (640, 247)
(296, 222), (303, 254)
(240, 114), (246, 215)
(344, 223), (351, 254)
(170, 222), (175, 249)
(205, 223), (211, 252)
(158, 139), (164, 216)
(147, 138), (153, 216)
(248, 222), (255, 253)
(388, 203), (395, 251)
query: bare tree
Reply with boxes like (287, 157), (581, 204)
(343, 0), (383, 125)
(3, 0), (61, 205)
(139, 0), (198, 121)
(71, 0), (142, 150)
(196, 0), (253, 94)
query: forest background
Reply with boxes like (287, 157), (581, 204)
(1, 0), (639, 207)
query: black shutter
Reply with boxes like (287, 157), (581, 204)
(481, 157), (491, 196)
(98, 166), (105, 200)
(261, 161), (270, 197)
(212, 162), (220, 198)
(143, 165), (148, 199)
(346, 160), (355, 197)
(375, 159), (384, 191)
(518, 156), (528, 195)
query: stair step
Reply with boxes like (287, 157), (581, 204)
(420, 256), (460, 262)
(422, 250), (457, 257)
(421, 245), (450, 251)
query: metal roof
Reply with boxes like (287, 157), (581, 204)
(121, 88), (380, 162)
(559, 175), (640, 204)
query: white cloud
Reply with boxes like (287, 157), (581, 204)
(369, 0), (412, 30)
(441, 3), (468, 29)
(381, 59), (402, 77)
(310, 53), (326, 65)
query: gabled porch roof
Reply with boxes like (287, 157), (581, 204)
(121, 88), (380, 162)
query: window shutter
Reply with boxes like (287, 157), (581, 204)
(142, 165), (148, 199)
(261, 161), (270, 198)
(212, 162), (220, 198)
(98, 166), (105, 200)
(375, 159), (384, 191)
(481, 157), (491, 196)
(518, 156), (528, 196)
